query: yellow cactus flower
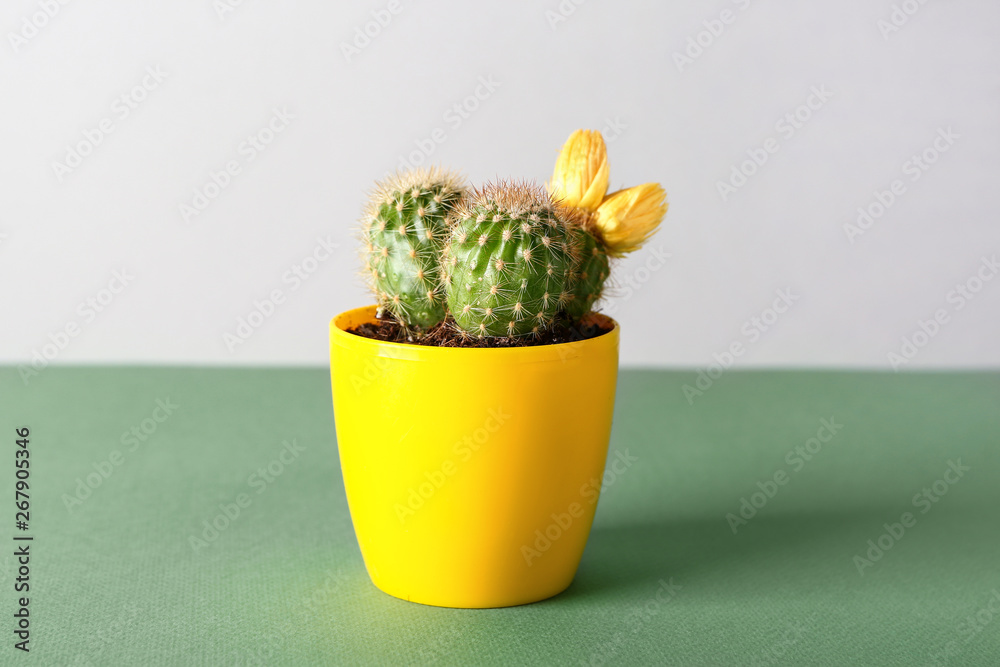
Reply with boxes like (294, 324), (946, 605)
(548, 129), (609, 212)
(594, 183), (668, 256)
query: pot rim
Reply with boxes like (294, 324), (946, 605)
(330, 305), (619, 362)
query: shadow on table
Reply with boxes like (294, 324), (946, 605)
(561, 510), (877, 600)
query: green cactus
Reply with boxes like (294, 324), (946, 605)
(362, 168), (464, 330)
(566, 225), (610, 319)
(443, 182), (582, 337)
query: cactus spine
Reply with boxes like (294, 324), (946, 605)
(444, 182), (581, 337)
(362, 168), (464, 330)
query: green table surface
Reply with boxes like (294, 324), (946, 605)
(2, 367), (998, 666)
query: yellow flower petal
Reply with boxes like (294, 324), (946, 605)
(547, 129), (609, 212)
(594, 183), (668, 256)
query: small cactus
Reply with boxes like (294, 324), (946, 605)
(548, 130), (668, 319)
(444, 182), (582, 337)
(361, 168), (464, 330)
(565, 225), (610, 319)
(547, 129), (611, 320)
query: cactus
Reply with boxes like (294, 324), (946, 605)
(547, 129), (611, 320)
(547, 130), (669, 320)
(565, 225), (610, 319)
(361, 168), (464, 330)
(353, 130), (668, 343)
(443, 182), (582, 337)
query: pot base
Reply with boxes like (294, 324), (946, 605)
(370, 574), (575, 609)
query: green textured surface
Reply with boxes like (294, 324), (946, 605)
(1, 367), (998, 666)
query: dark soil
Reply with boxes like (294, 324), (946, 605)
(347, 312), (612, 348)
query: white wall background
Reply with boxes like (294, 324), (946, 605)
(2, 0), (998, 369)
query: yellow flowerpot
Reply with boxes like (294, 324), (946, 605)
(329, 305), (620, 608)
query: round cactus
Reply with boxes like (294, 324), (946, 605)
(444, 182), (582, 338)
(362, 168), (464, 330)
(565, 225), (610, 319)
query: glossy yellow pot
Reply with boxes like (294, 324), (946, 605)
(329, 306), (619, 608)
